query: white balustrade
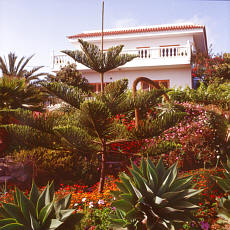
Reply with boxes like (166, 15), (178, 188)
(51, 45), (191, 71)
(121, 45), (190, 59)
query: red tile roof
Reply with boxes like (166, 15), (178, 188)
(68, 24), (204, 39)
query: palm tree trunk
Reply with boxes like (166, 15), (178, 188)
(100, 72), (104, 93)
(98, 142), (106, 193)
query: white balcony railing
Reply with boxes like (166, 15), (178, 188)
(51, 44), (191, 71)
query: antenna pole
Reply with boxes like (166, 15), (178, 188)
(100, 1), (105, 93)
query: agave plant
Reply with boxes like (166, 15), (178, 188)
(214, 156), (230, 193)
(110, 158), (201, 230)
(0, 181), (83, 230)
(216, 195), (230, 225)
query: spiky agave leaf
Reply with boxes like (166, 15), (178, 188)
(0, 182), (83, 230)
(213, 156), (230, 193)
(110, 158), (201, 230)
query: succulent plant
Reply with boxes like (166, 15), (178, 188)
(216, 195), (230, 224)
(214, 156), (230, 193)
(0, 181), (83, 230)
(110, 158), (201, 230)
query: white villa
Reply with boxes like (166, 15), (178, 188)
(51, 23), (208, 91)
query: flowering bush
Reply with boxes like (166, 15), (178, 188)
(143, 103), (225, 169)
(54, 176), (119, 211)
(183, 168), (224, 226)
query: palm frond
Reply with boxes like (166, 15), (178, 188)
(8, 52), (17, 75)
(0, 76), (47, 111)
(17, 54), (34, 77)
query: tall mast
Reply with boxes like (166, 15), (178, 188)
(101, 1), (104, 56)
(100, 1), (105, 93)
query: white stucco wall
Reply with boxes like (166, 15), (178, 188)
(81, 66), (192, 89)
(72, 34), (194, 51)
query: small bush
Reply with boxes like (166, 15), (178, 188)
(13, 147), (100, 185)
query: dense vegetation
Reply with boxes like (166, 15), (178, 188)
(0, 47), (230, 229)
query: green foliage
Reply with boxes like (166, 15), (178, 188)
(168, 82), (230, 110)
(62, 39), (136, 74)
(42, 82), (84, 109)
(46, 64), (92, 93)
(76, 207), (112, 230)
(214, 157), (230, 193)
(130, 112), (186, 139)
(143, 140), (182, 157)
(206, 111), (230, 154)
(0, 76), (47, 111)
(1, 79), (185, 192)
(98, 79), (131, 116)
(0, 181), (83, 230)
(110, 158), (201, 230)
(1, 124), (58, 149)
(216, 195), (230, 224)
(0, 52), (45, 82)
(13, 147), (100, 186)
(78, 100), (115, 141)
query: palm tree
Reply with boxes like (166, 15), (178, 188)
(0, 52), (46, 83)
(0, 52), (48, 111)
(62, 39), (136, 93)
(0, 76), (47, 111)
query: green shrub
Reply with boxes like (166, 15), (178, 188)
(76, 207), (112, 230)
(13, 147), (100, 186)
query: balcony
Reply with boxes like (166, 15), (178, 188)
(51, 44), (191, 72)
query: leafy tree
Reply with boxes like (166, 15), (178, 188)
(0, 79), (185, 192)
(46, 64), (92, 93)
(62, 39), (136, 93)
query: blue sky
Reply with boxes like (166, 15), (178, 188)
(0, 0), (229, 72)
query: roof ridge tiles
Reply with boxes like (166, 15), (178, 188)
(67, 24), (204, 39)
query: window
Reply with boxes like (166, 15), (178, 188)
(89, 82), (109, 93)
(141, 80), (169, 90)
